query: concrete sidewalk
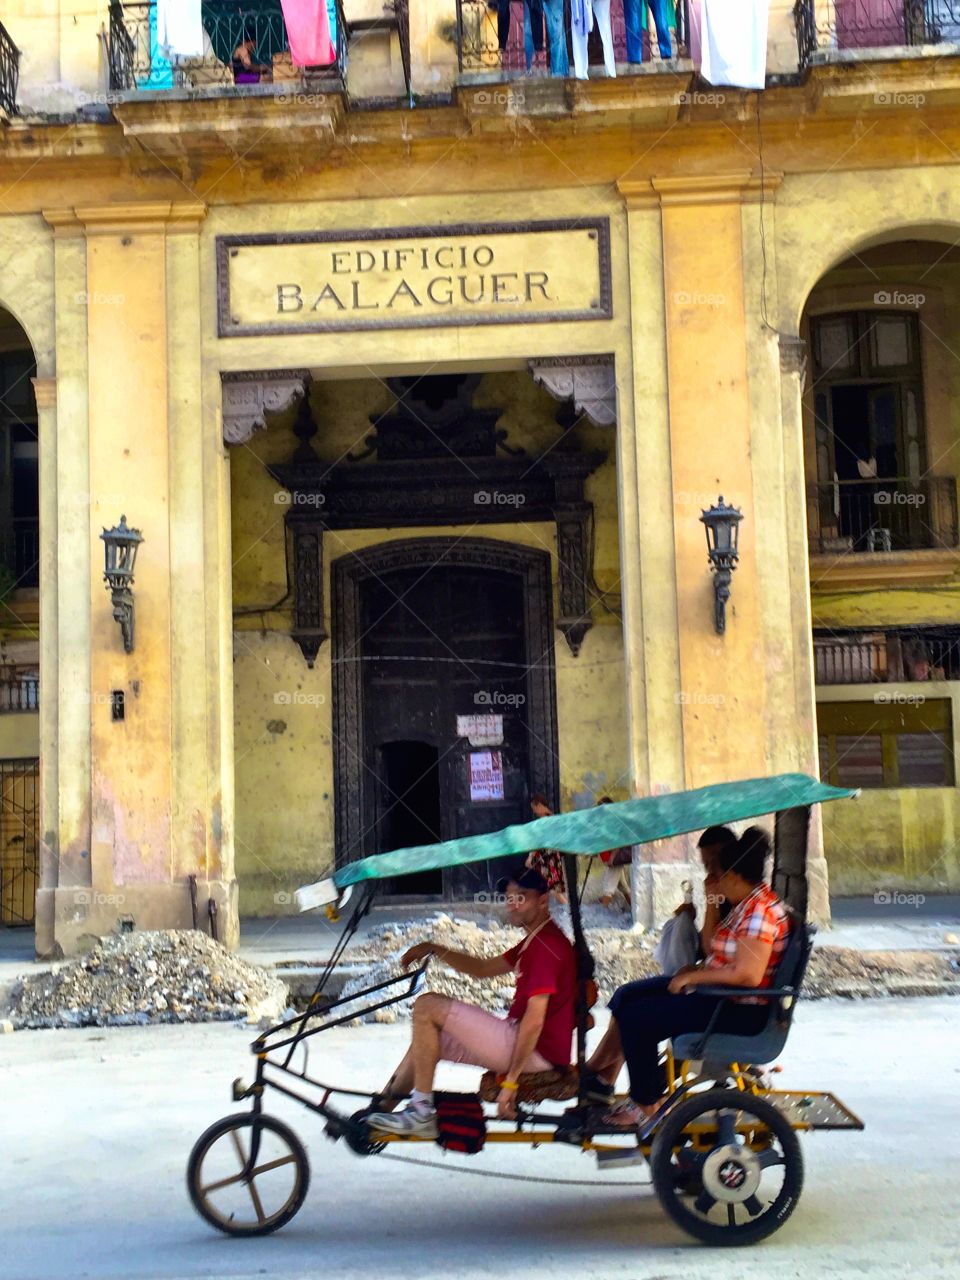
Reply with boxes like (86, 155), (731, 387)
(2, 895), (958, 988)
(234, 894), (960, 969)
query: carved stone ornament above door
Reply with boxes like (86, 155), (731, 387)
(221, 369), (311, 444)
(528, 356), (617, 427)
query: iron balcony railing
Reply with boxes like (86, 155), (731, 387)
(795, 0), (960, 69)
(814, 627), (960, 684)
(0, 518), (39, 590)
(0, 674), (39, 713)
(0, 19), (19, 117)
(108, 1), (350, 93)
(457, 0), (688, 76)
(807, 475), (959, 555)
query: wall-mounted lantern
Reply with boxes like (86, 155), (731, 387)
(699, 496), (743, 635)
(100, 515), (143, 654)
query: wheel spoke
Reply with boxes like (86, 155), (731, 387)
(757, 1147), (784, 1170)
(694, 1190), (716, 1215)
(744, 1194), (765, 1218)
(247, 1176), (267, 1224)
(230, 1127), (248, 1171)
(249, 1154), (298, 1178)
(727, 1203), (737, 1227)
(716, 1110), (739, 1148)
(200, 1171), (247, 1195)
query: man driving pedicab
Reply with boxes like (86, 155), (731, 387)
(367, 866), (577, 1138)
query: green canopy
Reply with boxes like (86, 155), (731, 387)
(333, 773), (856, 888)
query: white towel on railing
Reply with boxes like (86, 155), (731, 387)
(157, 0), (204, 60)
(700, 0), (769, 90)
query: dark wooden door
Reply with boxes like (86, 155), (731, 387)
(360, 564), (530, 899)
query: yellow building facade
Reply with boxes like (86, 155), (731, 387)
(0, 0), (958, 956)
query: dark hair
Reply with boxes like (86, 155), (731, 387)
(495, 866), (549, 896)
(530, 793), (549, 808)
(718, 826), (771, 885)
(598, 796), (613, 804)
(698, 825), (737, 852)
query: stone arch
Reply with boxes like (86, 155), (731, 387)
(330, 535), (559, 868)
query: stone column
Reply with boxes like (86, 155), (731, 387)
(778, 334), (830, 923)
(37, 202), (237, 956)
(32, 375), (61, 957)
(617, 181), (690, 929)
(35, 213), (93, 957)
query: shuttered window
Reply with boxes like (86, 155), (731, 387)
(817, 699), (954, 788)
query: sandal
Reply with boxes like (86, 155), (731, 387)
(602, 1099), (644, 1127)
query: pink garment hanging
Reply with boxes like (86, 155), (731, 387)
(281, 0), (335, 67)
(687, 0), (702, 67)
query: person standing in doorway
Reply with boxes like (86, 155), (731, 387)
(525, 794), (568, 904)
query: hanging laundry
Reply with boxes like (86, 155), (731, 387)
(571, 0), (616, 80)
(157, 0), (204, 60)
(700, 0), (768, 90)
(281, 0), (335, 67)
(623, 0), (673, 63)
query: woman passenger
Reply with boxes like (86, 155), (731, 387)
(583, 826), (791, 1125)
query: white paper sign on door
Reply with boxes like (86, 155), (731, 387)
(469, 750), (504, 802)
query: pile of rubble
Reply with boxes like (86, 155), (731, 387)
(7, 930), (288, 1030)
(336, 912), (659, 1023)
(332, 912), (960, 1023)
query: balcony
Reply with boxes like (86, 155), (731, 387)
(0, 517), (39, 591)
(0, 671), (38, 714)
(0, 19), (19, 117)
(795, 0), (960, 69)
(814, 627), (960, 683)
(456, 0), (689, 76)
(807, 475), (959, 555)
(107, 0), (350, 94)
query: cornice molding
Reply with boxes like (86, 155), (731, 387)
(651, 172), (784, 206)
(42, 202), (207, 237)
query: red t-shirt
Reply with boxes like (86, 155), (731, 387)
(502, 920), (577, 1068)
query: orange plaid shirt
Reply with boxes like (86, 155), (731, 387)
(704, 882), (791, 1003)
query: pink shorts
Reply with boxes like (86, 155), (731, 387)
(438, 999), (552, 1073)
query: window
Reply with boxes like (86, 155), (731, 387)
(818, 699), (954, 789)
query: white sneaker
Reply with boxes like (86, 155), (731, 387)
(366, 1105), (438, 1138)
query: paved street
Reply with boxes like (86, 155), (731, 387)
(4, 996), (959, 1280)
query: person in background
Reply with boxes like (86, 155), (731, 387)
(232, 23), (272, 83)
(525, 794), (567, 904)
(596, 796), (632, 910)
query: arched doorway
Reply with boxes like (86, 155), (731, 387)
(331, 537), (559, 899)
(0, 306), (40, 930)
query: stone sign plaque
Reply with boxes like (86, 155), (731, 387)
(217, 220), (611, 336)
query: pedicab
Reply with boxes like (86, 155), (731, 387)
(186, 772), (864, 1247)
